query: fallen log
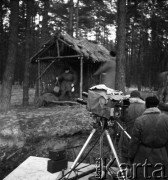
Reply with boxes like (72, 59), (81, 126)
(49, 100), (79, 105)
(35, 93), (81, 107)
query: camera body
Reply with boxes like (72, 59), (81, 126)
(86, 88), (130, 120)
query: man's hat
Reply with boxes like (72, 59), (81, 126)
(145, 96), (159, 108)
(130, 90), (141, 98)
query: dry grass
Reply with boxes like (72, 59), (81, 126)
(0, 85), (96, 179)
(0, 85), (156, 106)
(11, 85), (35, 106)
(0, 85), (35, 106)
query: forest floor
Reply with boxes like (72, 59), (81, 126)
(0, 85), (156, 179)
(0, 85), (112, 180)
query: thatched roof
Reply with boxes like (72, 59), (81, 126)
(30, 33), (113, 63)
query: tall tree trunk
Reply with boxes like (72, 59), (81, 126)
(137, 40), (143, 91)
(75, 0), (79, 38)
(34, 0), (50, 99)
(0, 1), (4, 81)
(151, 14), (159, 89)
(41, 0), (50, 45)
(23, 0), (34, 106)
(137, 4), (144, 91)
(0, 0), (19, 112)
(68, 0), (74, 36)
(130, 22), (136, 86)
(115, 0), (126, 93)
(129, 22), (135, 87)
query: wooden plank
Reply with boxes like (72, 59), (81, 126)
(56, 163), (96, 180)
(3, 156), (95, 180)
(56, 39), (60, 57)
(49, 100), (79, 105)
(36, 60), (55, 80)
(37, 55), (81, 61)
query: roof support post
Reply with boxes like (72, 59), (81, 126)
(80, 56), (83, 99)
(38, 59), (41, 96)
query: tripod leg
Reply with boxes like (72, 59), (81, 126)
(116, 121), (131, 140)
(66, 128), (96, 179)
(99, 132), (105, 179)
(104, 129), (126, 180)
(100, 131), (104, 160)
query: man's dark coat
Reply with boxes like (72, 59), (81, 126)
(128, 107), (168, 180)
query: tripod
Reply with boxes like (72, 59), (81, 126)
(65, 116), (126, 180)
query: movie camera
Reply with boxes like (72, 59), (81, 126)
(77, 85), (130, 121)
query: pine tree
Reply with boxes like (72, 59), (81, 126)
(0, 0), (19, 112)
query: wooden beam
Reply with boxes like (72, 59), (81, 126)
(31, 41), (55, 63)
(56, 39), (60, 57)
(58, 38), (73, 47)
(48, 100), (79, 105)
(36, 60), (55, 80)
(37, 55), (81, 61)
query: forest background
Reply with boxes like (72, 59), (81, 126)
(0, 0), (168, 111)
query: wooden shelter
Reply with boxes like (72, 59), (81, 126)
(30, 33), (113, 99)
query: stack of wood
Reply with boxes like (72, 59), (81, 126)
(35, 93), (78, 107)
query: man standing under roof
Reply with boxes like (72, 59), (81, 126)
(57, 66), (77, 100)
(93, 50), (116, 89)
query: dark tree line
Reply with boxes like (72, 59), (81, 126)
(125, 0), (168, 90)
(0, 0), (168, 112)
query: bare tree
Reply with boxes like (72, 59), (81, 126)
(0, 0), (19, 112)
